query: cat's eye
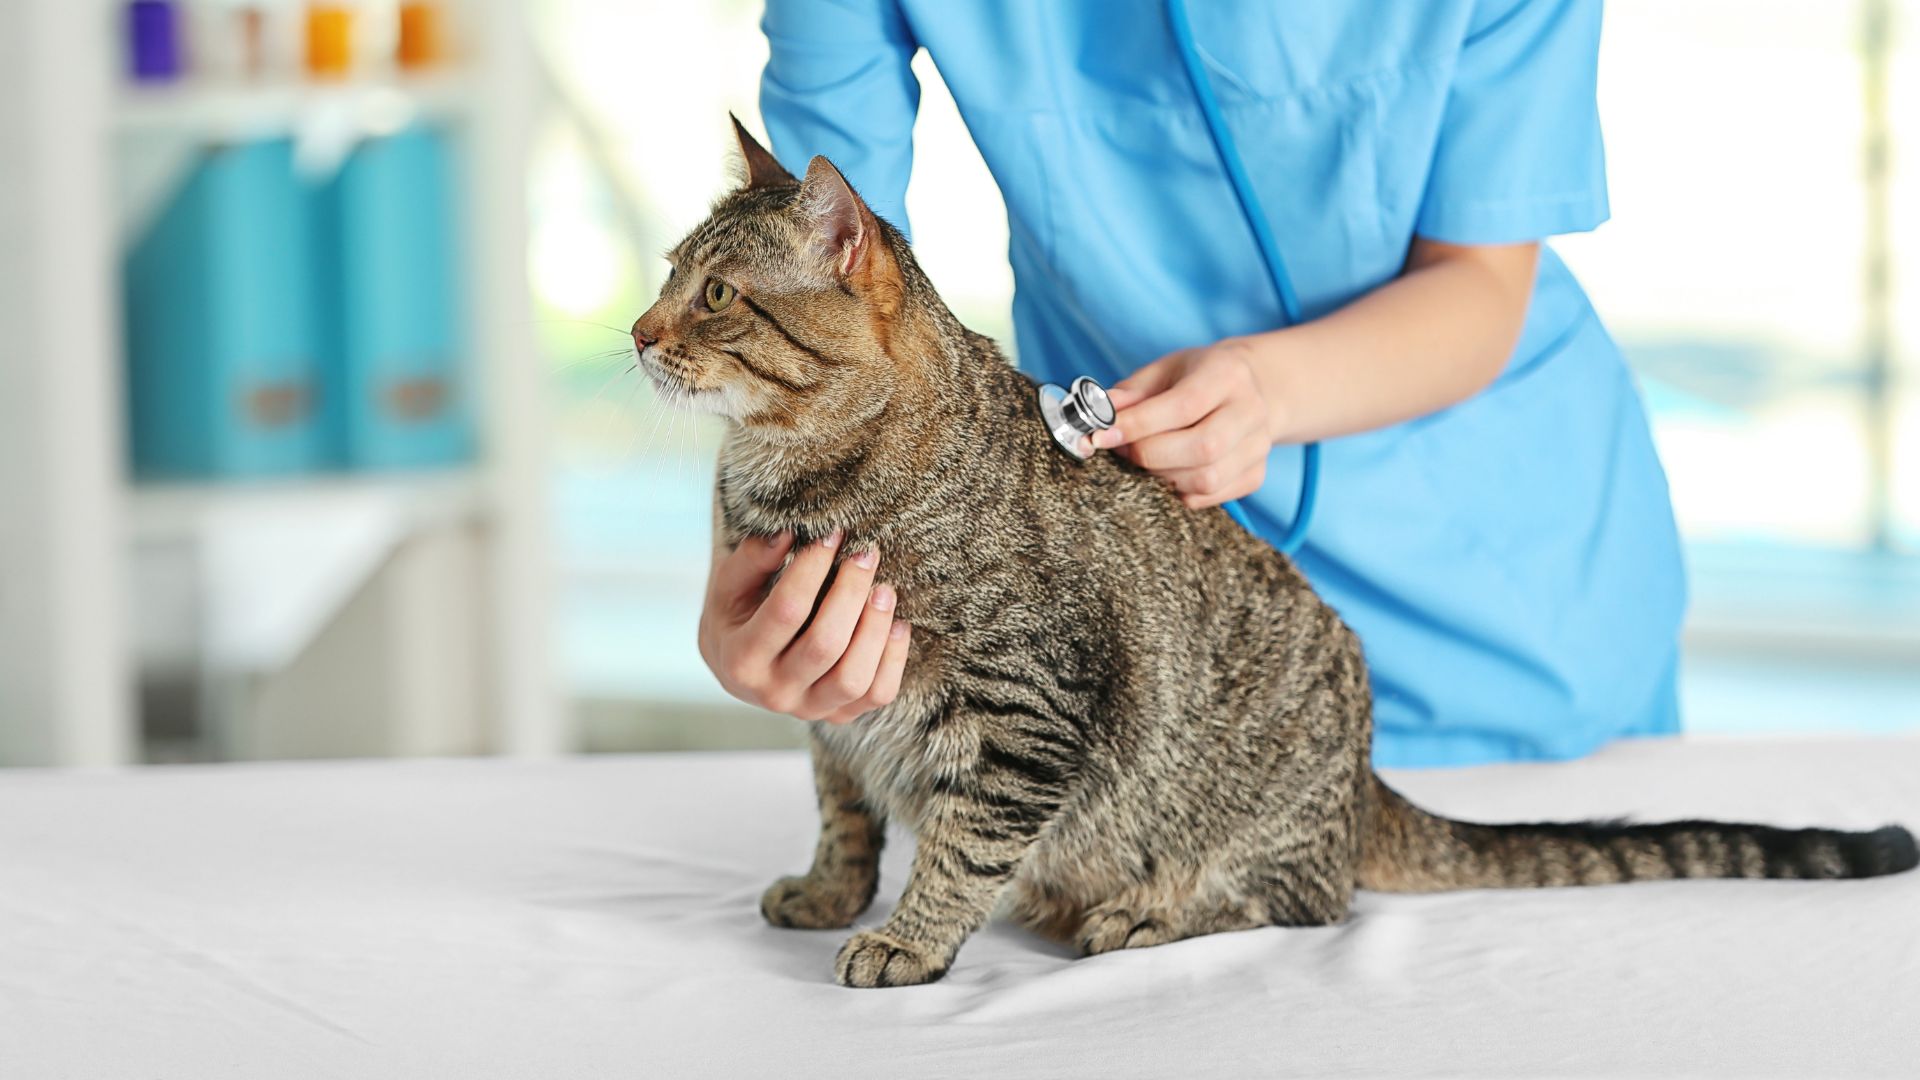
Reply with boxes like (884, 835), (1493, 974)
(703, 278), (736, 312)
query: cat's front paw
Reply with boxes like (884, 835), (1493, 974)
(833, 930), (947, 988)
(760, 874), (871, 930)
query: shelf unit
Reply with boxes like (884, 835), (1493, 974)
(114, 75), (471, 136)
(0, 0), (564, 766)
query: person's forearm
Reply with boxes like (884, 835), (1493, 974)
(1244, 240), (1540, 444)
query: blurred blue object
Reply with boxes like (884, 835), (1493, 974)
(126, 1), (184, 82)
(124, 138), (325, 478)
(315, 126), (473, 470)
(1166, 0), (1316, 554)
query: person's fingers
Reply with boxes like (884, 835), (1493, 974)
(824, 619), (911, 725)
(1192, 469), (1264, 508)
(866, 620), (913, 707)
(1106, 353), (1183, 410)
(1126, 427), (1209, 471)
(737, 530), (842, 669)
(777, 544), (881, 684)
(1125, 404), (1260, 470)
(708, 530), (794, 617)
(1094, 376), (1217, 450)
(1172, 452), (1268, 508)
(803, 583), (896, 719)
(1182, 460), (1264, 508)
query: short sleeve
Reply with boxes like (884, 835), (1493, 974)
(1415, 0), (1609, 244)
(760, 0), (922, 237)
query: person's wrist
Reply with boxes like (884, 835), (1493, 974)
(1226, 332), (1299, 446)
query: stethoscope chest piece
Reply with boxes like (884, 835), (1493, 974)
(1037, 376), (1116, 461)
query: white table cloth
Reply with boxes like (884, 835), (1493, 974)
(3, 736), (1916, 1078)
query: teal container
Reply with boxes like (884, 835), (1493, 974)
(124, 138), (325, 478)
(314, 126), (473, 470)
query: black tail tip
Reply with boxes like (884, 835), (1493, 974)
(1853, 825), (1919, 877)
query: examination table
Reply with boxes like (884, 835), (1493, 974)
(3, 736), (1914, 1078)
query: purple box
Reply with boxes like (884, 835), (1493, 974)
(128, 1), (184, 82)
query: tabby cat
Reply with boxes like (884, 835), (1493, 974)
(630, 120), (1918, 989)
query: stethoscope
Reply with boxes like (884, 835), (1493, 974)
(1037, 0), (1321, 558)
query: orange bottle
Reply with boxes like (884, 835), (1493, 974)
(397, 2), (446, 71)
(306, 4), (354, 78)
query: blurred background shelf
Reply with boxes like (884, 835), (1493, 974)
(0, 0), (559, 767)
(114, 75), (471, 138)
(129, 470), (486, 538)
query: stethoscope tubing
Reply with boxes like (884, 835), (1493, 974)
(1167, 0), (1320, 555)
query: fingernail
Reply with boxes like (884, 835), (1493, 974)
(889, 619), (909, 640)
(1091, 429), (1121, 449)
(770, 529), (794, 550)
(852, 546), (878, 569)
(820, 529), (843, 549)
(871, 584), (896, 611)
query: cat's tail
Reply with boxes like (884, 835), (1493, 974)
(1355, 775), (1918, 892)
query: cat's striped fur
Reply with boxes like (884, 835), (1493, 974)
(631, 120), (1917, 988)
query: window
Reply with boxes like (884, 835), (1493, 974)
(1556, 1), (1917, 553)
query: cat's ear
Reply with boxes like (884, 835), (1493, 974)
(730, 114), (795, 191)
(798, 155), (877, 278)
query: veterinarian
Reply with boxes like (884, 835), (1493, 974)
(696, 0), (1686, 768)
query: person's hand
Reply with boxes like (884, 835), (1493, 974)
(1093, 339), (1280, 508)
(698, 529), (912, 724)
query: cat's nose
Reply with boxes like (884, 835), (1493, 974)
(631, 322), (657, 350)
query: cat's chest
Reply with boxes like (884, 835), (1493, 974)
(714, 444), (876, 541)
(812, 667), (972, 827)
(719, 494), (952, 620)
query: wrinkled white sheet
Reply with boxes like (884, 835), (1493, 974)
(1, 736), (1915, 1079)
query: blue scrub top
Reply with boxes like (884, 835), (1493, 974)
(759, 0), (1687, 767)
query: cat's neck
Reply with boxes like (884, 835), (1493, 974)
(717, 314), (1018, 540)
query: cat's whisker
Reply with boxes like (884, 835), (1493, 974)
(554, 348), (637, 376)
(537, 317), (633, 336)
(581, 362), (635, 443)
(589, 368), (640, 450)
(654, 387), (675, 454)
(692, 411), (712, 487)
(653, 397), (675, 481)
(670, 400), (688, 490)
(631, 380), (672, 463)
(680, 402), (700, 490)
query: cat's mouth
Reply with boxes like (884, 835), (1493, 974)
(639, 347), (725, 413)
(637, 346), (690, 396)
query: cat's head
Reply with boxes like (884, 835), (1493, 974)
(631, 118), (926, 439)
